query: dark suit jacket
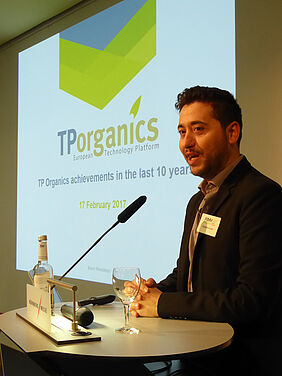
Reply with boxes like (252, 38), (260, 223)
(157, 157), (282, 333)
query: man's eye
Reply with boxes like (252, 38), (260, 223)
(194, 127), (203, 132)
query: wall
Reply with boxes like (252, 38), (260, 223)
(0, 0), (281, 313)
(236, 0), (282, 182)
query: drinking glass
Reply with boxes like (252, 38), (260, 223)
(112, 267), (141, 334)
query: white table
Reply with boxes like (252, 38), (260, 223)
(0, 302), (233, 362)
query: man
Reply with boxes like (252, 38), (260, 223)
(129, 86), (282, 374)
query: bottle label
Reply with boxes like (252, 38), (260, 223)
(38, 242), (48, 261)
(34, 271), (50, 292)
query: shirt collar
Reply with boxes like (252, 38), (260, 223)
(199, 155), (244, 195)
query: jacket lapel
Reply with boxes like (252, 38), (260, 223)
(187, 192), (204, 233)
(195, 157), (252, 241)
(205, 185), (231, 216)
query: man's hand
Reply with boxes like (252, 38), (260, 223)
(125, 277), (161, 318)
(130, 286), (162, 317)
(143, 278), (157, 289)
(124, 277), (157, 296)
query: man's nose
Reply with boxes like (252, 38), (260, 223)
(183, 130), (195, 149)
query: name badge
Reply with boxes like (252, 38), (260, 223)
(197, 213), (221, 237)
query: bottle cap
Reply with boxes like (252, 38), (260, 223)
(38, 235), (47, 241)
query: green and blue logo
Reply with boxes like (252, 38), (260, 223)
(57, 96), (159, 157)
(59, 0), (156, 109)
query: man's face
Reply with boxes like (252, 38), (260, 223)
(178, 101), (234, 180)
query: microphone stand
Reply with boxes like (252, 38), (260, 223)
(58, 220), (119, 281)
(57, 195), (146, 282)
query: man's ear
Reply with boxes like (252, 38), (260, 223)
(226, 121), (240, 145)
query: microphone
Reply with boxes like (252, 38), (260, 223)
(78, 294), (116, 307)
(118, 195), (147, 223)
(58, 195), (147, 281)
(61, 304), (94, 327)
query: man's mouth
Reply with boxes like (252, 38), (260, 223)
(187, 152), (200, 163)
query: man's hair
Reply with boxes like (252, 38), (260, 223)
(175, 86), (242, 146)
